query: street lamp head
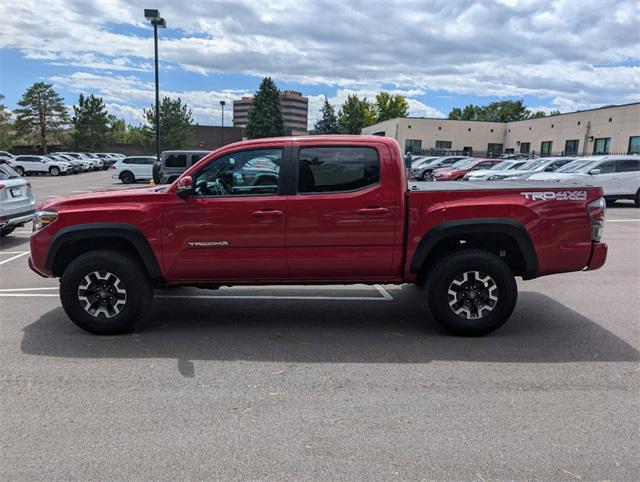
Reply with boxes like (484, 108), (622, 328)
(144, 9), (160, 20)
(155, 18), (166, 28)
(220, 100), (226, 106)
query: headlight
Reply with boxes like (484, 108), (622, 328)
(32, 211), (58, 231)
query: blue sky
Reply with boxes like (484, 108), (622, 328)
(1, 0), (639, 128)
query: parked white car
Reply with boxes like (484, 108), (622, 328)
(489, 157), (575, 181)
(529, 155), (640, 206)
(463, 160), (527, 181)
(0, 150), (15, 161)
(111, 156), (156, 184)
(57, 152), (102, 170)
(9, 155), (71, 176)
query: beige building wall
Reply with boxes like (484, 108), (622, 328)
(505, 103), (639, 155)
(362, 103), (640, 155)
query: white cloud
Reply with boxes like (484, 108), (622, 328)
(3, 0), (638, 121)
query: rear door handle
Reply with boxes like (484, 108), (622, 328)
(253, 209), (283, 217)
(358, 207), (389, 215)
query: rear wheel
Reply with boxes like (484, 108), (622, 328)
(120, 171), (135, 184)
(426, 249), (517, 336)
(60, 250), (153, 335)
(49, 166), (60, 176)
(0, 226), (16, 237)
(421, 171), (432, 181)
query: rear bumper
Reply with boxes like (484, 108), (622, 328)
(0, 208), (35, 228)
(585, 242), (607, 271)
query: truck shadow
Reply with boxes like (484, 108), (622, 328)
(21, 287), (639, 372)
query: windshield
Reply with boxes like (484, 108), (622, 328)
(557, 160), (598, 173)
(519, 159), (547, 170)
(0, 163), (19, 179)
(450, 159), (477, 169)
(489, 162), (515, 171)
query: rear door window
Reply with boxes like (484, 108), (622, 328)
(165, 154), (187, 168)
(297, 147), (380, 194)
(615, 159), (640, 172)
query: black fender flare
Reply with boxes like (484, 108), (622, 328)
(409, 218), (539, 279)
(45, 223), (163, 280)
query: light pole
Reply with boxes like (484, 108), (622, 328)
(219, 100), (226, 147)
(144, 9), (166, 166)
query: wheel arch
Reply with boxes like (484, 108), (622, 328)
(46, 223), (164, 283)
(410, 218), (539, 280)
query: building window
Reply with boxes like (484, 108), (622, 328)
(565, 139), (579, 155)
(519, 142), (531, 154)
(435, 140), (452, 149)
(504, 148), (514, 154)
(404, 139), (422, 154)
(540, 141), (553, 156)
(551, 124), (554, 128)
(487, 143), (503, 156)
(628, 136), (640, 154)
(609, 118), (612, 122)
(463, 146), (473, 153)
(593, 137), (611, 155)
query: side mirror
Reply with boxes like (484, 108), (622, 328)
(176, 175), (193, 198)
(589, 168), (601, 175)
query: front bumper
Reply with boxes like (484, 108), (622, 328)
(585, 242), (607, 271)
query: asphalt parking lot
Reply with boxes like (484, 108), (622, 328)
(1, 171), (639, 480)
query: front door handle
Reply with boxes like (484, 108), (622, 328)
(358, 207), (389, 215)
(253, 209), (283, 217)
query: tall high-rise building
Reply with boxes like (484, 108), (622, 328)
(233, 90), (309, 135)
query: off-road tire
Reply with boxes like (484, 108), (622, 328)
(60, 250), (153, 335)
(120, 171), (135, 184)
(426, 248), (517, 336)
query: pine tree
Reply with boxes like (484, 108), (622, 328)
(144, 97), (194, 150)
(14, 82), (68, 153)
(72, 94), (110, 150)
(313, 96), (340, 134)
(246, 77), (285, 139)
(338, 94), (371, 134)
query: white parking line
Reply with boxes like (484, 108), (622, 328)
(0, 252), (29, 266)
(608, 219), (640, 222)
(71, 190), (90, 193)
(0, 251), (29, 255)
(0, 287), (58, 292)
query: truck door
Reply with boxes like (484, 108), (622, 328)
(285, 144), (400, 279)
(162, 146), (288, 281)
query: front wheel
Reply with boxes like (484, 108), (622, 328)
(426, 249), (517, 336)
(49, 166), (60, 176)
(60, 250), (153, 334)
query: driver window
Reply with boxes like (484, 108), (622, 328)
(193, 148), (282, 197)
(596, 161), (615, 174)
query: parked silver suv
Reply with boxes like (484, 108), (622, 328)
(0, 161), (36, 236)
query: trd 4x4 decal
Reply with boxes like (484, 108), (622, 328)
(521, 191), (588, 201)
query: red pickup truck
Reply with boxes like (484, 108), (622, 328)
(29, 135), (607, 336)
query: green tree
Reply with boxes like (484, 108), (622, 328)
(529, 111), (547, 119)
(448, 107), (462, 120)
(447, 100), (547, 122)
(107, 116), (129, 143)
(246, 77), (285, 139)
(338, 94), (371, 134)
(126, 124), (152, 145)
(548, 110), (561, 116)
(72, 94), (110, 150)
(144, 97), (194, 150)
(313, 96), (341, 134)
(14, 82), (68, 153)
(0, 94), (15, 150)
(372, 92), (409, 123)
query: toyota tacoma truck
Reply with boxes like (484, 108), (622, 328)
(29, 135), (608, 336)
